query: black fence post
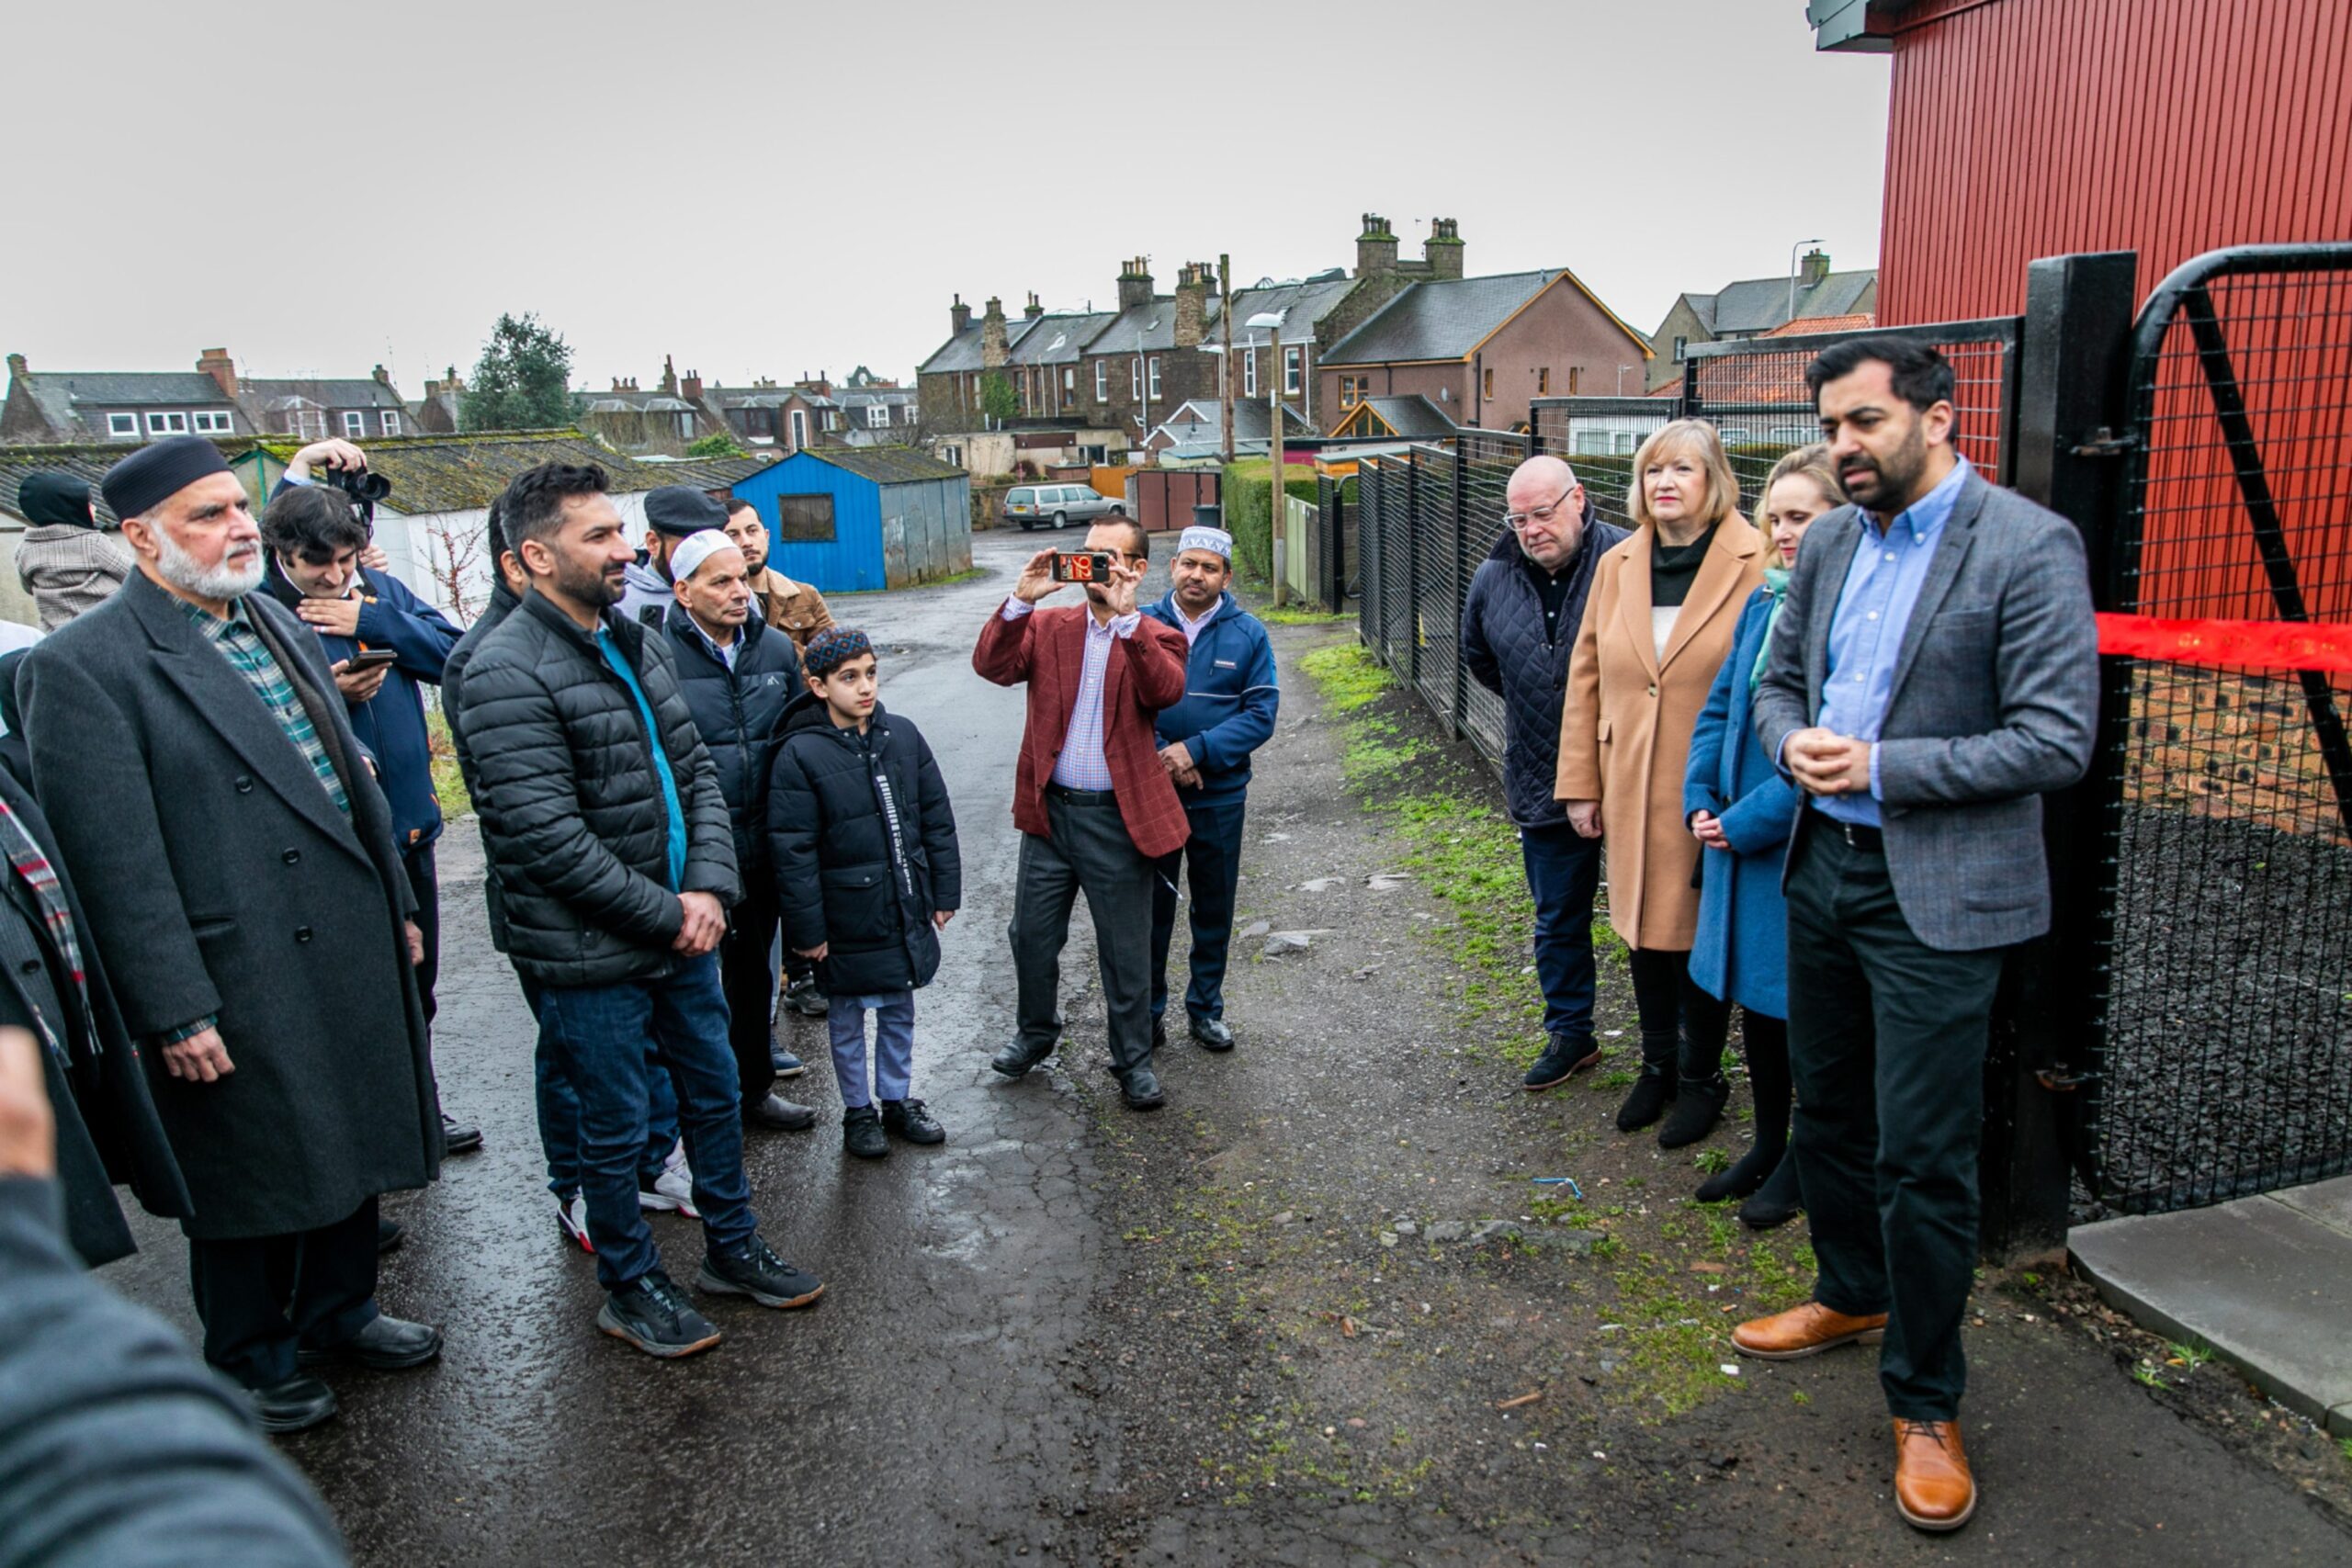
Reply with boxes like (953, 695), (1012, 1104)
(1986, 249), (2139, 1261)
(1404, 455), (1421, 690)
(1450, 444), (1468, 740)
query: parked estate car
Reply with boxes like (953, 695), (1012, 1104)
(1003, 483), (1125, 531)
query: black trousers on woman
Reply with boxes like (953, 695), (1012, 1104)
(1624, 947), (1733, 1083)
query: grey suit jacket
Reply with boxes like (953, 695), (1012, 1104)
(1752, 465), (2099, 952)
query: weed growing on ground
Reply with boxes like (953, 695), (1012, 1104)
(1259, 605), (1352, 626)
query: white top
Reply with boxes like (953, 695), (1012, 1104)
(1651, 604), (1679, 662)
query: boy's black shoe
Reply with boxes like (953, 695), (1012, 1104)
(1190, 1016), (1236, 1052)
(781, 976), (830, 1018)
(1522, 1033), (1600, 1090)
(881, 1097), (946, 1145)
(597, 1269), (722, 1359)
(697, 1236), (826, 1309)
(990, 1038), (1054, 1078)
(843, 1105), (888, 1159)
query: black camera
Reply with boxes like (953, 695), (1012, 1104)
(322, 463), (392, 525)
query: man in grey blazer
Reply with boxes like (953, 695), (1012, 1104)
(1731, 341), (2098, 1533)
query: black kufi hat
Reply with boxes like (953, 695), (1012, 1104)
(99, 435), (232, 522)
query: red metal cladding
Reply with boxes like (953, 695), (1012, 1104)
(1875, 0), (2352, 326)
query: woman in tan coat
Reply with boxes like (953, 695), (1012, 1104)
(1557, 419), (1767, 1145)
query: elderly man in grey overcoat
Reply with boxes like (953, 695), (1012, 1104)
(18, 435), (445, 1436)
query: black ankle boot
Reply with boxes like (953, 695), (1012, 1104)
(1739, 1149), (1804, 1229)
(1616, 1068), (1676, 1132)
(1657, 1074), (1730, 1149)
(1696, 1138), (1788, 1203)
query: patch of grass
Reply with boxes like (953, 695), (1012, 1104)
(1693, 1148), (1731, 1176)
(426, 706), (470, 819)
(1298, 643), (1391, 714)
(2132, 1362), (2166, 1390)
(2165, 1338), (2213, 1371)
(1259, 605), (1351, 626)
(2339, 1436), (2352, 1466)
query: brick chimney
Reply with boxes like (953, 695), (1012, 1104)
(951, 293), (972, 335)
(371, 363), (390, 386)
(1355, 214), (1397, 278)
(682, 368), (703, 401)
(1023, 291), (1044, 321)
(6, 354), (24, 380)
(660, 354), (679, 396)
(1801, 247), (1832, 288)
(981, 297), (1010, 368)
(1423, 218), (1464, 281)
(1116, 257), (1155, 312)
(196, 347), (237, 399)
(1173, 262), (1210, 348)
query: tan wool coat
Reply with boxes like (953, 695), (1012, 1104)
(752, 567), (835, 651)
(1556, 514), (1768, 950)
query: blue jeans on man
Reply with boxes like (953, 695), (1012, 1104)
(1150, 799), (1247, 1026)
(1520, 821), (1602, 1046)
(535, 955), (758, 1290)
(519, 969), (681, 1200)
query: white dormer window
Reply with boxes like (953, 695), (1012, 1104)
(191, 411), (233, 434)
(107, 412), (138, 439)
(343, 411), (366, 437)
(382, 411), (402, 435)
(866, 404), (889, 428)
(146, 411), (188, 435)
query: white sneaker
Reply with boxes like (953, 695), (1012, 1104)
(638, 1144), (702, 1220)
(556, 1191), (595, 1254)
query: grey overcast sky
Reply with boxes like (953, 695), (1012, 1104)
(4, 1), (1888, 393)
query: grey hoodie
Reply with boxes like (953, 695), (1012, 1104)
(615, 553), (673, 631)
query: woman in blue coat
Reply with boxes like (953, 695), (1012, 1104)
(1681, 446), (1843, 1227)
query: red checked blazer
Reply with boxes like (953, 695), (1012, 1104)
(972, 603), (1193, 858)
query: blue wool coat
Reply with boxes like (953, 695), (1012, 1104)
(1682, 586), (1801, 1017)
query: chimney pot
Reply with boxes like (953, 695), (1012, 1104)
(5, 353), (23, 378)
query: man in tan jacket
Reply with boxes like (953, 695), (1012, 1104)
(721, 496), (833, 651)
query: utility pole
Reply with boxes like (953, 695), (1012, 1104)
(1270, 324), (1286, 608)
(1219, 254), (1235, 465)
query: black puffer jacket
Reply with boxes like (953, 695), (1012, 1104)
(1459, 502), (1627, 828)
(664, 605), (805, 882)
(766, 701), (961, 997)
(457, 592), (741, 987)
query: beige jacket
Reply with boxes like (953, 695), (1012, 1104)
(752, 568), (833, 650)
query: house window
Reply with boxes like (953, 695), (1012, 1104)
(1340, 375), (1367, 410)
(1573, 429), (1611, 455)
(146, 411), (188, 435)
(190, 410), (233, 434)
(968, 374), (979, 402)
(774, 492), (837, 544)
(789, 410), (808, 448)
(1063, 367), (1077, 400)
(1481, 367), (1494, 399)
(342, 410), (366, 437)
(1283, 345), (1301, 395)
(107, 412), (138, 438)
(1567, 367), (1581, 396)
(1537, 367), (1551, 396)
(944, 444), (963, 467)
(1672, 335), (1688, 362)
(1095, 360), (1108, 400)
(1243, 352), (1257, 397)
(1613, 432), (1638, 455)
(382, 410), (401, 436)
(1148, 356), (1161, 400)
(823, 411), (840, 432)
(1770, 425), (1815, 446)
(284, 408), (326, 440)
(1130, 357), (1142, 397)
(677, 412), (696, 439)
(867, 404), (889, 429)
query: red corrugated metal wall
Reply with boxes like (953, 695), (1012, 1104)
(1879, 0), (2352, 325)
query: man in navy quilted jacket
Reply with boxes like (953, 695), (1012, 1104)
(1461, 456), (1628, 1091)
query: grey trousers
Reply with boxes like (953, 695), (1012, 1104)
(1011, 788), (1158, 1076)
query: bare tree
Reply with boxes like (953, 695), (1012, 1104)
(424, 511), (485, 623)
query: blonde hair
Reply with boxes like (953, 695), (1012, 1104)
(1758, 443), (1845, 524)
(1627, 418), (1740, 532)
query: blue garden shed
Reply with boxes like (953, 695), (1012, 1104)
(727, 446), (972, 593)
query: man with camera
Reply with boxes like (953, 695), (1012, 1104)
(269, 443), (478, 1156)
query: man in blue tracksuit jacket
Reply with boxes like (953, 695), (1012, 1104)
(1141, 525), (1279, 1051)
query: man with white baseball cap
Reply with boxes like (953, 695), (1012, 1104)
(1140, 523), (1279, 1052)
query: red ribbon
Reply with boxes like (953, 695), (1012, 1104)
(2097, 613), (2352, 672)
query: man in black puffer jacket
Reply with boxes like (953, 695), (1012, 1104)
(662, 527), (816, 1134)
(767, 629), (961, 1160)
(458, 461), (823, 1359)
(1461, 456), (1628, 1095)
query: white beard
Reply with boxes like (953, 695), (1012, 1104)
(154, 530), (265, 601)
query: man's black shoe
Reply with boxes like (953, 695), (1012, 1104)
(780, 976), (830, 1018)
(1658, 1074), (1730, 1149)
(299, 1313), (443, 1371)
(1523, 1034), (1601, 1090)
(440, 1112), (482, 1154)
(1119, 1066), (1167, 1111)
(376, 1216), (404, 1254)
(881, 1097), (946, 1145)
(1190, 1016), (1236, 1052)
(1617, 1068), (1677, 1132)
(770, 1046), (805, 1077)
(843, 1105), (888, 1158)
(990, 1038), (1054, 1079)
(248, 1374), (338, 1434)
(597, 1269), (722, 1359)
(746, 1093), (817, 1132)
(697, 1236), (826, 1310)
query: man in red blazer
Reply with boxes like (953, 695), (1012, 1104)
(974, 521), (1190, 1110)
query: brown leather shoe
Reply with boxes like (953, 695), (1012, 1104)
(1730, 1300), (1889, 1360)
(1894, 1418), (1975, 1531)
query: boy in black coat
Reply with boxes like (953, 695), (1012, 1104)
(766, 629), (961, 1158)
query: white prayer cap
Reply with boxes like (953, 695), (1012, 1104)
(1178, 525), (1233, 560)
(667, 529), (741, 584)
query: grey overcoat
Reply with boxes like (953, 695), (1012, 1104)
(18, 570), (440, 1240)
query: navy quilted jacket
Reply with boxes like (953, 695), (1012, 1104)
(1460, 504), (1627, 828)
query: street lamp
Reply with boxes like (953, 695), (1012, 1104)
(1246, 309), (1288, 606)
(1789, 237), (1823, 323)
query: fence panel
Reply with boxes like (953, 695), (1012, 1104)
(1408, 444), (1461, 734)
(1530, 396), (1679, 525)
(1453, 431), (1530, 762)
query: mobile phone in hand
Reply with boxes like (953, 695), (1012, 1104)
(342, 649), (397, 672)
(1051, 551), (1113, 583)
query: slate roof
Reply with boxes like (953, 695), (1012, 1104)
(631, 454), (774, 490)
(1148, 399), (1314, 445)
(1087, 296), (1224, 357)
(1357, 395), (1458, 438)
(0, 436), (273, 525)
(1323, 270), (1565, 366)
(241, 377), (406, 412)
(1210, 275), (1362, 347)
(919, 316), (1043, 376)
(1682, 269), (1879, 337)
(10, 370), (242, 438)
(788, 446), (966, 484)
(1009, 312), (1119, 367)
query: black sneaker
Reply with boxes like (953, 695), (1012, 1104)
(1522, 1034), (1600, 1090)
(597, 1269), (722, 1359)
(697, 1236), (825, 1309)
(1616, 1068), (1677, 1133)
(781, 976), (830, 1018)
(881, 1097), (946, 1145)
(843, 1105), (888, 1159)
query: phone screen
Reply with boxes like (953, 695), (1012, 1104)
(1052, 552), (1111, 583)
(344, 649), (397, 672)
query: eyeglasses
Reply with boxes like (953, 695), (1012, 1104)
(1503, 486), (1580, 532)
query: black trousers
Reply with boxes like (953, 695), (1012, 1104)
(187, 1197), (380, 1389)
(1011, 788), (1155, 1076)
(1624, 946), (1734, 1081)
(1785, 825), (2004, 1421)
(1149, 796), (1247, 1024)
(719, 887), (781, 1107)
(402, 842), (440, 1024)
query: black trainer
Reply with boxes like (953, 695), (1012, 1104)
(597, 1269), (722, 1359)
(1657, 1074), (1730, 1149)
(1522, 1033), (1600, 1090)
(781, 976), (830, 1017)
(881, 1097), (946, 1145)
(697, 1236), (825, 1310)
(1616, 1068), (1677, 1132)
(248, 1373), (338, 1434)
(843, 1105), (888, 1158)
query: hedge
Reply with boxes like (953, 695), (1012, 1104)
(1221, 459), (1320, 585)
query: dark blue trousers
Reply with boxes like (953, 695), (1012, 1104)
(521, 967), (680, 1201)
(1520, 821), (1603, 1046)
(1150, 797), (1247, 1024)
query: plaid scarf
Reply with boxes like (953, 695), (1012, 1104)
(0, 798), (89, 1059)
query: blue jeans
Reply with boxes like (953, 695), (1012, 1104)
(537, 955), (757, 1291)
(1149, 797), (1247, 1023)
(828, 991), (916, 1109)
(520, 967), (679, 1200)
(1520, 822), (1602, 1045)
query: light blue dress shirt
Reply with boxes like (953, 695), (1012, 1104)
(1812, 456), (1972, 828)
